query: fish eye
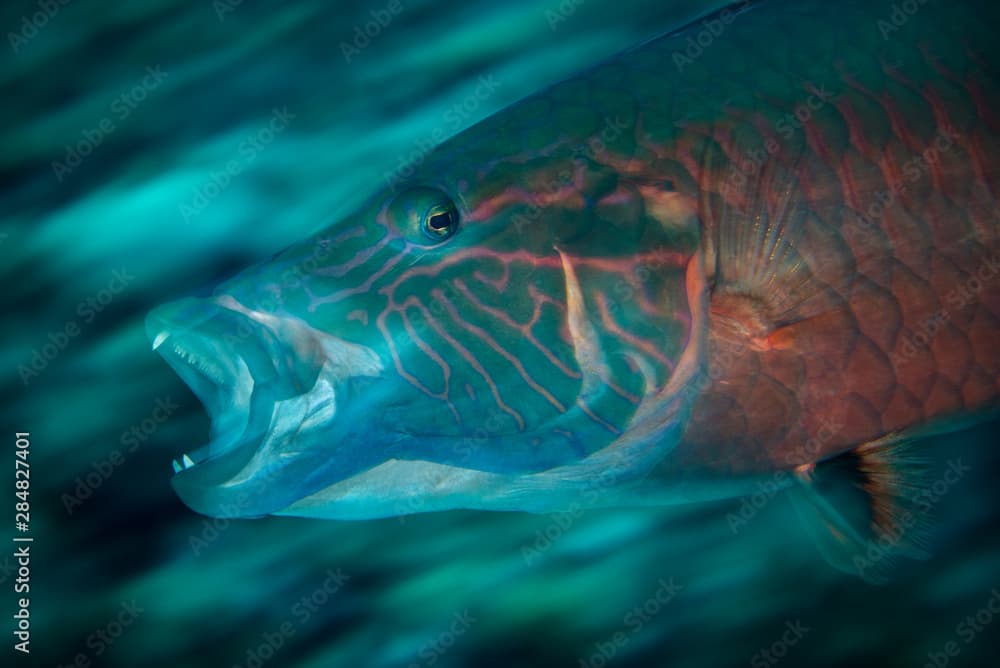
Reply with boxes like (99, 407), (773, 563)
(386, 186), (460, 243)
(423, 204), (458, 241)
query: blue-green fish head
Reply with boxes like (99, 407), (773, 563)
(148, 96), (706, 520)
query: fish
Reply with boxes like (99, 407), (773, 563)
(148, 0), (999, 576)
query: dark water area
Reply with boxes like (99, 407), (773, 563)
(1, 1), (999, 667)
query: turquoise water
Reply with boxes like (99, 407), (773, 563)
(2, 1), (999, 666)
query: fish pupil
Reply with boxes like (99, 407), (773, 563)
(424, 207), (456, 240)
(428, 211), (451, 230)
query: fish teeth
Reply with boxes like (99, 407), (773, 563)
(168, 342), (226, 386)
(172, 454), (197, 474)
(152, 330), (170, 351)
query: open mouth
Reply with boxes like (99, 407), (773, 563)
(146, 295), (335, 518)
(146, 295), (386, 517)
(146, 297), (274, 476)
(155, 330), (254, 472)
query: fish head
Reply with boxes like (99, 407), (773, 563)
(148, 114), (710, 519)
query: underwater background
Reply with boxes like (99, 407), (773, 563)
(1, 0), (999, 666)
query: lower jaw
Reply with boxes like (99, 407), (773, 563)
(167, 367), (344, 517)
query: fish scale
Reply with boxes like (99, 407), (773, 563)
(414, 0), (1000, 478)
(670, 5), (998, 475)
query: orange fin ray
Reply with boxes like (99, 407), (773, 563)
(788, 432), (933, 584)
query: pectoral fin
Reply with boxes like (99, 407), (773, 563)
(788, 432), (932, 584)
